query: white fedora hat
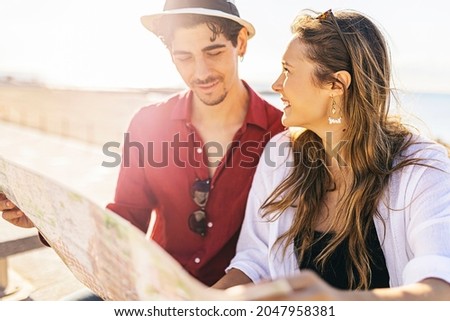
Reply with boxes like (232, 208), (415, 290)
(141, 0), (255, 39)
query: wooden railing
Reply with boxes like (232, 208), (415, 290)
(0, 220), (44, 299)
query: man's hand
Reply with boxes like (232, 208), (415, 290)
(0, 193), (35, 228)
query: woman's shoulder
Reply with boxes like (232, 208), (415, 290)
(268, 129), (292, 143)
(401, 134), (450, 160)
(260, 130), (293, 169)
(392, 134), (450, 180)
(250, 130), (295, 185)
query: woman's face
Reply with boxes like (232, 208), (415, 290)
(272, 37), (331, 131)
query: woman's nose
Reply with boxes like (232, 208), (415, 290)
(271, 74), (284, 92)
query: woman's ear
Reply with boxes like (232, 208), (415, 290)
(331, 70), (352, 95)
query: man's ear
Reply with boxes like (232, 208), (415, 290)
(331, 70), (352, 95)
(237, 28), (248, 57)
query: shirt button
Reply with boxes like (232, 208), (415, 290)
(196, 147), (202, 154)
(207, 222), (213, 228)
(194, 257), (201, 264)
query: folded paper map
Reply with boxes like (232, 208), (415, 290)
(0, 156), (291, 300)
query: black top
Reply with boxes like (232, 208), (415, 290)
(295, 222), (390, 290)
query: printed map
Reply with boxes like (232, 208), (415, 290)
(0, 156), (291, 300)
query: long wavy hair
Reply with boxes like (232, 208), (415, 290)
(261, 10), (422, 289)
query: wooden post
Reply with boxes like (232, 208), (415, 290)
(0, 257), (7, 293)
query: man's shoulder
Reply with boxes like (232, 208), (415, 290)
(136, 91), (188, 117)
(245, 84), (283, 132)
(261, 100), (284, 132)
(128, 91), (187, 125)
(124, 91), (189, 138)
(260, 98), (282, 116)
(247, 86), (279, 111)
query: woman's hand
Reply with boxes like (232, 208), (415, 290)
(257, 270), (450, 301)
(262, 270), (350, 300)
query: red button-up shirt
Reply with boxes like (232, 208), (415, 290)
(107, 82), (283, 285)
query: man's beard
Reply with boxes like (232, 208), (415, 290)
(197, 91), (227, 106)
(192, 76), (227, 106)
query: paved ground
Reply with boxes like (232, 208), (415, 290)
(0, 121), (119, 300)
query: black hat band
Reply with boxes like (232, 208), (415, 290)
(164, 0), (240, 17)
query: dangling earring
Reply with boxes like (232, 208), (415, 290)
(328, 96), (342, 124)
(239, 55), (244, 63)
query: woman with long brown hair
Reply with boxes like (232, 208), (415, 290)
(214, 9), (450, 300)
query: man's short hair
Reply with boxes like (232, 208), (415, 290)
(157, 14), (244, 49)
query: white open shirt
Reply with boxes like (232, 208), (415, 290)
(228, 131), (450, 287)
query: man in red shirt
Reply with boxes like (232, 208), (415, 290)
(1, 0), (283, 287)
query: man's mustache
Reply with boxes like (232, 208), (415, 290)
(192, 76), (221, 86)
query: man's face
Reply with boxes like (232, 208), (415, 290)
(170, 23), (243, 106)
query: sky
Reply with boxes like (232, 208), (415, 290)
(0, 0), (449, 93)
